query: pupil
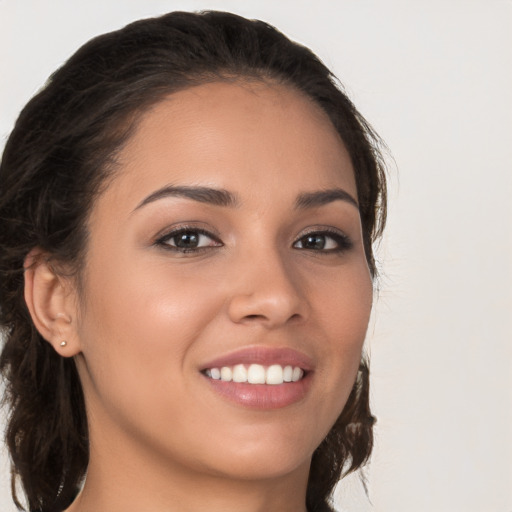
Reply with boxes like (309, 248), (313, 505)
(175, 232), (199, 248)
(304, 235), (325, 249)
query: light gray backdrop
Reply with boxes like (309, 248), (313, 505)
(1, 1), (511, 511)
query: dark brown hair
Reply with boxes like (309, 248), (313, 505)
(0, 10), (386, 512)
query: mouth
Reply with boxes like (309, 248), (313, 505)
(200, 347), (313, 409)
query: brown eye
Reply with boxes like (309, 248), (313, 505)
(293, 231), (352, 252)
(173, 231), (201, 249)
(300, 234), (327, 250)
(157, 228), (223, 253)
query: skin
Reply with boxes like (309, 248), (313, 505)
(25, 81), (373, 512)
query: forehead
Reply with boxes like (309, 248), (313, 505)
(101, 81), (356, 210)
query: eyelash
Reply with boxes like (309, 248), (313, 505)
(155, 225), (223, 254)
(293, 228), (353, 253)
(155, 225), (353, 255)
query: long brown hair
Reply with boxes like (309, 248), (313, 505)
(0, 11), (387, 512)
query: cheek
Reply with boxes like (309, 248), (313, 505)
(76, 254), (224, 395)
(310, 258), (372, 343)
(307, 259), (372, 395)
(85, 246), (218, 324)
(74, 256), (231, 457)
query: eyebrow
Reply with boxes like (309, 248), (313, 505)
(133, 185), (239, 212)
(295, 189), (359, 210)
(133, 185), (358, 212)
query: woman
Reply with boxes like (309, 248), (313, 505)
(0, 10), (387, 512)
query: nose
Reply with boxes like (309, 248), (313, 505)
(227, 248), (309, 328)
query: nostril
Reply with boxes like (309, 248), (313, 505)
(244, 314), (265, 321)
(228, 291), (307, 327)
(241, 312), (303, 324)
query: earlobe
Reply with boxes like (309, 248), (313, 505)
(24, 249), (81, 357)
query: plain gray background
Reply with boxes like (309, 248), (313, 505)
(1, 1), (511, 511)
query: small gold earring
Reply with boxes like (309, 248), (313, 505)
(60, 341), (67, 347)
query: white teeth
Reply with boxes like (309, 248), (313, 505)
(220, 367), (232, 382)
(232, 364), (248, 383)
(283, 365), (293, 382)
(266, 364), (283, 385)
(292, 367), (303, 382)
(247, 364), (266, 384)
(206, 364), (305, 384)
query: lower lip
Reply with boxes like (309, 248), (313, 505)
(204, 374), (312, 409)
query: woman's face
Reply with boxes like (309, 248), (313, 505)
(71, 81), (373, 482)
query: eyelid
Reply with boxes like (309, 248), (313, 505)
(154, 223), (223, 250)
(293, 226), (353, 251)
(154, 222), (220, 239)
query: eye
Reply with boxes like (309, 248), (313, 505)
(156, 227), (222, 253)
(293, 230), (352, 253)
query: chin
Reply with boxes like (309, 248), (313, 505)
(210, 452), (311, 482)
(191, 422), (322, 482)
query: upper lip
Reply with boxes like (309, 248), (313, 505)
(200, 346), (315, 372)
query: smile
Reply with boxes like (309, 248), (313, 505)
(203, 364), (305, 385)
(200, 347), (314, 409)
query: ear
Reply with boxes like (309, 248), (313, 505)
(24, 249), (81, 357)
